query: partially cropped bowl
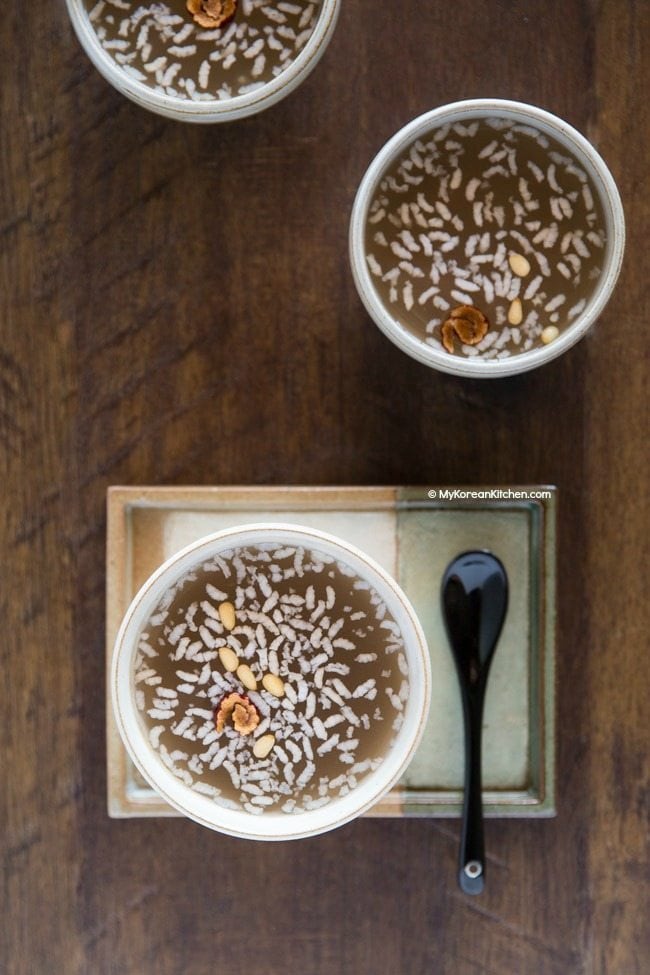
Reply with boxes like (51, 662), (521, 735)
(66, 0), (340, 122)
(350, 99), (625, 378)
(112, 523), (430, 840)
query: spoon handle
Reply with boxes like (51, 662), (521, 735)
(459, 694), (486, 895)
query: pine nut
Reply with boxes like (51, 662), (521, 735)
(262, 673), (285, 698)
(237, 664), (257, 691)
(253, 734), (275, 759)
(541, 325), (560, 344)
(218, 601), (236, 630)
(218, 646), (239, 673)
(508, 298), (523, 325)
(508, 252), (531, 277)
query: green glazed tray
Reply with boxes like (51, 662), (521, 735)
(106, 485), (556, 818)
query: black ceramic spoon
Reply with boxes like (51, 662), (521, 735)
(441, 550), (508, 895)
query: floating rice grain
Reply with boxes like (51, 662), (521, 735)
(352, 677), (376, 699)
(168, 43), (197, 57)
(338, 739), (359, 753)
(390, 241), (413, 261)
(545, 294), (566, 313)
(524, 275), (543, 299)
(414, 284), (436, 305)
(399, 260), (424, 278)
(104, 38), (130, 51)
(464, 177), (481, 202)
(479, 140), (498, 158)
(317, 734), (340, 756)
(455, 277), (481, 292)
(312, 716), (327, 740)
(550, 197), (564, 221)
(568, 298), (587, 318)
(573, 235), (590, 258)
(582, 184), (594, 211)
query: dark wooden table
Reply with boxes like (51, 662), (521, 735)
(2, 2), (648, 972)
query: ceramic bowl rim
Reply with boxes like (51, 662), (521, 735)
(349, 98), (625, 378)
(65, 0), (340, 122)
(111, 522), (431, 840)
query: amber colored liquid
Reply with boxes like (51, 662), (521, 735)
(134, 543), (408, 814)
(84, 0), (320, 99)
(364, 117), (606, 358)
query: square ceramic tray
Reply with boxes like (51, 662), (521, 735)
(106, 485), (556, 818)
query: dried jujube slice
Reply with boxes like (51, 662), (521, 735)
(215, 692), (260, 735)
(441, 320), (458, 354)
(441, 305), (489, 353)
(186, 0), (237, 29)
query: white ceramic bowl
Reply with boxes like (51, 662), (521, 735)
(350, 98), (625, 378)
(66, 0), (340, 122)
(112, 523), (431, 840)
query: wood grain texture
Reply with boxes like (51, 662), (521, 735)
(0, 1), (647, 973)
